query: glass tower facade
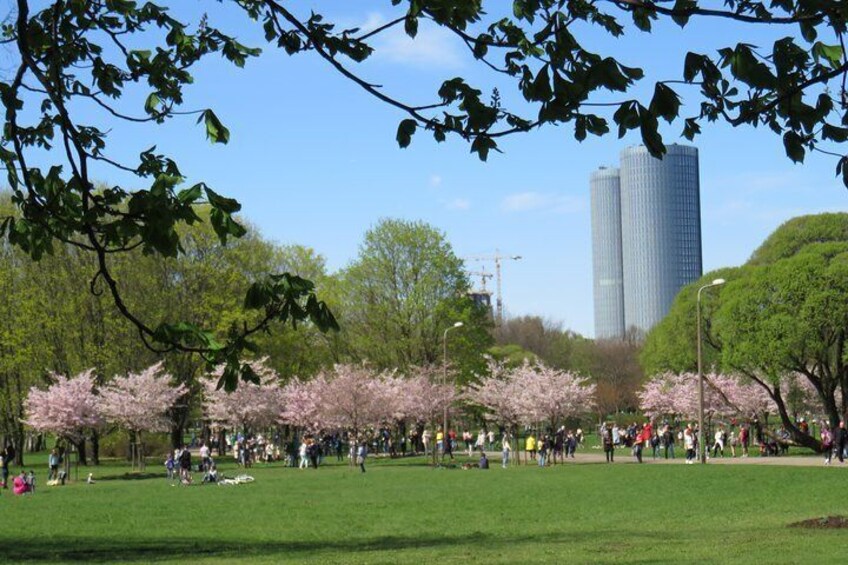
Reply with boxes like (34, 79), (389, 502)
(590, 167), (625, 339)
(591, 144), (702, 338)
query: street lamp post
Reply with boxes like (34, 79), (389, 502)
(443, 322), (464, 440)
(697, 278), (725, 464)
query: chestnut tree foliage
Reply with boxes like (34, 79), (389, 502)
(4, 1), (848, 389)
(642, 213), (848, 451)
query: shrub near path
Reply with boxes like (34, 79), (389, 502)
(0, 457), (845, 564)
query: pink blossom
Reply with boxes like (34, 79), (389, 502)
(203, 358), (282, 432)
(23, 370), (102, 442)
(99, 362), (187, 434)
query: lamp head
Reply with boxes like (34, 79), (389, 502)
(453, 322), (464, 328)
(712, 278), (726, 285)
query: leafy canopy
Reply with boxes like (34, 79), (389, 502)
(4, 1), (848, 387)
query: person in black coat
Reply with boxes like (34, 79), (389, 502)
(835, 421), (848, 463)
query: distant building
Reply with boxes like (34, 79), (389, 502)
(469, 291), (493, 317)
(591, 145), (702, 338)
(590, 167), (625, 339)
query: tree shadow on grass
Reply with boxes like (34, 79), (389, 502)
(96, 472), (163, 482)
(0, 531), (621, 563)
(0, 531), (708, 565)
(0, 535), (460, 563)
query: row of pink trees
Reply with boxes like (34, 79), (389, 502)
(23, 364), (186, 470)
(202, 362), (456, 452)
(638, 372), (778, 422)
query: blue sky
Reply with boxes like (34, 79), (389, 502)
(16, 2), (848, 337)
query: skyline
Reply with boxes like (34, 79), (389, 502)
(7, 1), (848, 338)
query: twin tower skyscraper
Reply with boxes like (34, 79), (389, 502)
(591, 144), (703, 339)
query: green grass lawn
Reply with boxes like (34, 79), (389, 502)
(1, 454), (846, 564)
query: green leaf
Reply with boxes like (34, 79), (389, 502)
(177, 183), (203, 204)
(812, 42), (843, 68)
(671, 0), (695, 27)
(198, 109), (230, 144)
(649, 83), (681, 123)
(396, 119), (417, 148)
(405, 15), (418, 38)
(205, 187), (241, 214)
(836, 156), (848, 188)
(823, 123), (848, 143)
(782, 131), (805, 163)
(470, 135), (497, 161)
(144, 92), (160, 114)
(244, 281), (272, 310)
(682, 118), (701, 140)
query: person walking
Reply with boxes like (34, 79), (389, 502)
(0, 446), (11, 489)
(728, 429), (738, 457)
(525, 432), (537, 462)
(821, 423), (833, 465)
(662, 425), (675, 459)
(712, 426), (725, 458)
(684, 426), (696, 464)
(298, 440), (309, 469)
(48, 448), (60, 482)
(501, 433), (512, 468)
(835, 421), (848, 463)
(740, 425), (750, 457)
(602, 424), (614, 463)
(356, 442), (367, 473)
(178, 445), (192, 484)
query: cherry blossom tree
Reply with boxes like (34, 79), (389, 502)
(464, 357), (525, 448)
(100, 362), (187, 470)
(279, 377), (326, 433)
(639, 372), (778, 422)
(401, 366), (457, 429)
(23, 370), (102, 467)
(511, 361), (596, 429)
(311, 364), (394, 444)
(203, 358), (282, 435)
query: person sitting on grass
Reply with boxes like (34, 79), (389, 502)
(203, 463), (218, 483)
(13, 470), (30, 495)
(479, 451), (489, 469)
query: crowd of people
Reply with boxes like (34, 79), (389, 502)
(4, 417), (847, 491)
(597, 417), (848, 464)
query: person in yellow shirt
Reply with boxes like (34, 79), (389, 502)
(525, 433), (537, 461)
(436, 428), (445, 456)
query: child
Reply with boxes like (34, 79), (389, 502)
(26, 470), (36, 493)
(164, 453), (175, 480)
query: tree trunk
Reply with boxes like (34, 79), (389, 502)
(91, 430), (100, 466)
(74, 439), (88, 466)
(170, 424), (184, 450)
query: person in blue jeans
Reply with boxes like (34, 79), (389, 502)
(501, 433), (512, 468)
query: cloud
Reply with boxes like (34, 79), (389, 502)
(429, 174), (443, 188)
(500, 192), (585, 214)
(445, 198), (471, 211)
(359, 13), (464, 69)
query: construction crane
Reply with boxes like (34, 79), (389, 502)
(464, 249), (522, 324)
(467, 269), (494, 293)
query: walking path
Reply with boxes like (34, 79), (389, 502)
(490, 449), (841, 467)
